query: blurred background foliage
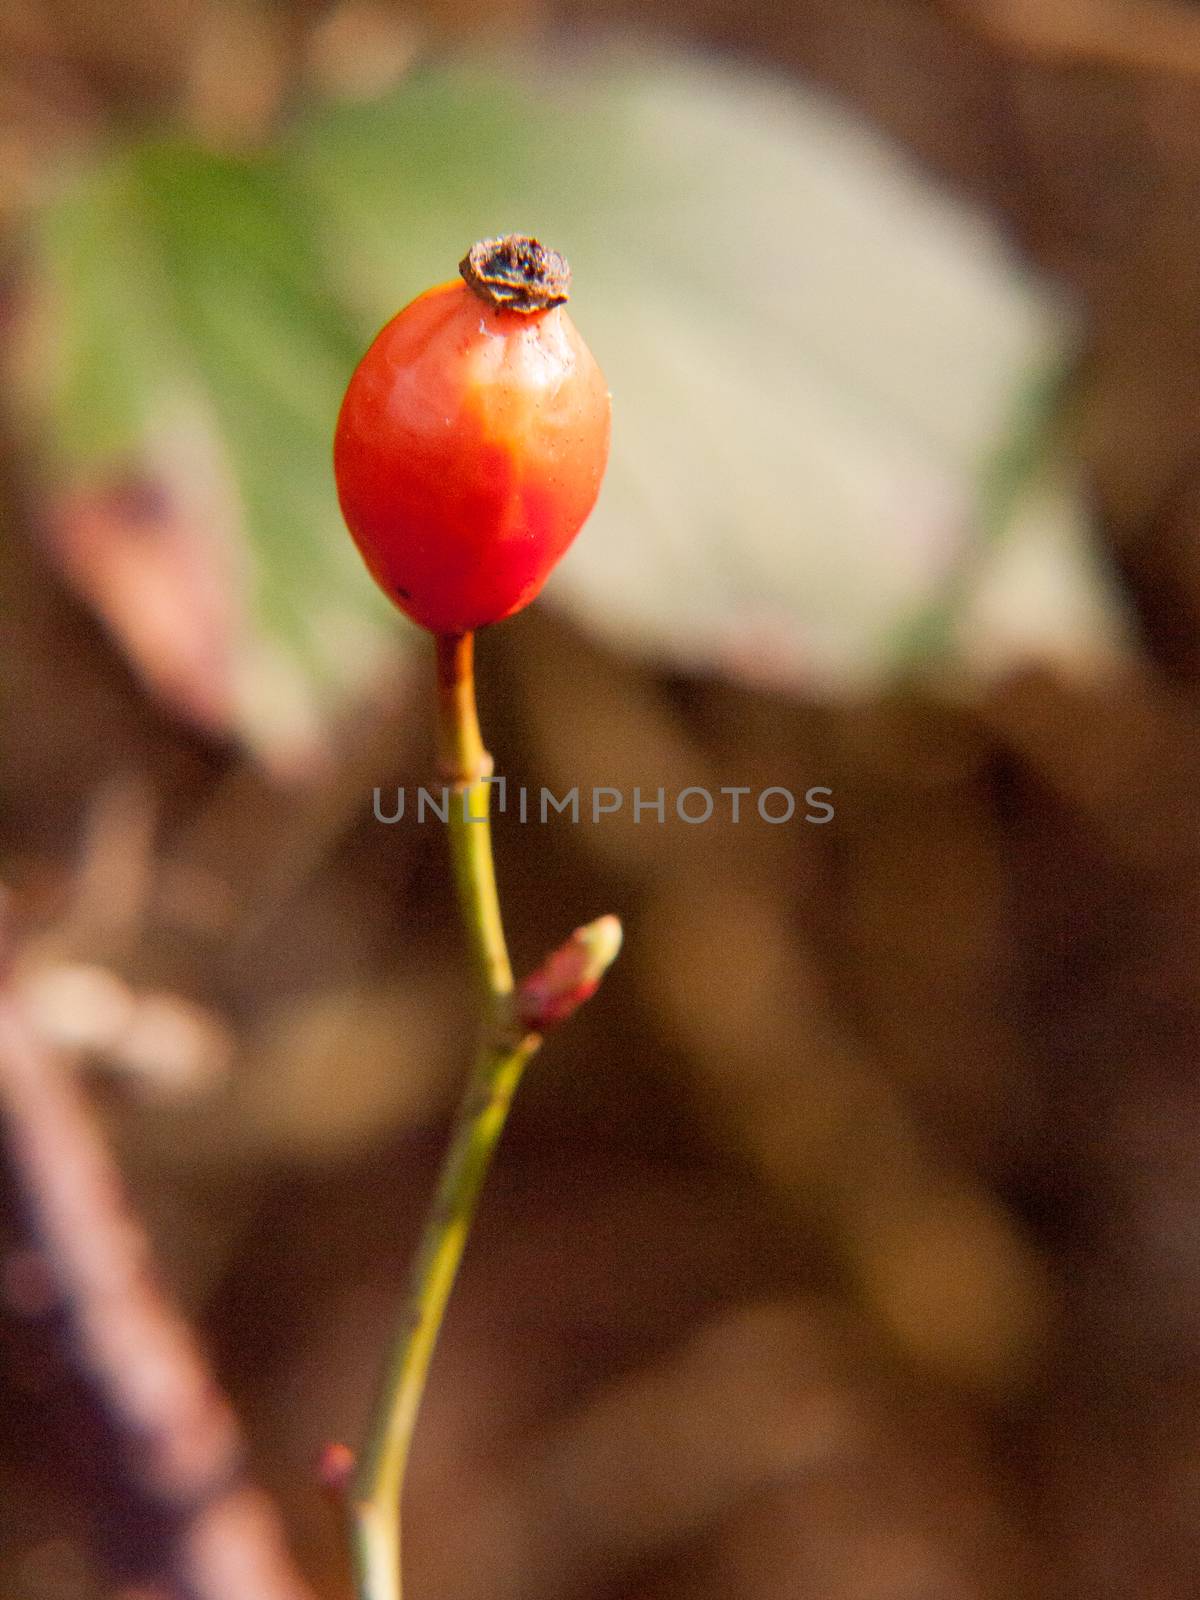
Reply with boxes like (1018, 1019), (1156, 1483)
(3, 1), (1200, 1598)
(11, 43), (1127, 765)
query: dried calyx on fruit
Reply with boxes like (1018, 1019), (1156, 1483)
(334, 233), (611, 636)
(459, 235), (571, 312)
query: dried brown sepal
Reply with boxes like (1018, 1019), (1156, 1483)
(459, 235), (571, 314)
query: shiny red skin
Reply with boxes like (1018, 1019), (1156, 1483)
(333, 279), (611, 634)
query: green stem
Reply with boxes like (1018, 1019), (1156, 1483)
(351, 632), (539, 1600)
(350, 1033), (538, 1599)
(436, 634), (513, 1009)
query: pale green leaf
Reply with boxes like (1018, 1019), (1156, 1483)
(295, 52), (1130, 690)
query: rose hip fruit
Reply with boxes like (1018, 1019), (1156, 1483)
(333, 235), (611, 635)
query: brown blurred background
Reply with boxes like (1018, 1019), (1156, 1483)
(4, 2), (1200, 1598)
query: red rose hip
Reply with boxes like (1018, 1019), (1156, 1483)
(333, 235), (611, 635)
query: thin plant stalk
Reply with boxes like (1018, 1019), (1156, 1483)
(349, 631), (539, 1600)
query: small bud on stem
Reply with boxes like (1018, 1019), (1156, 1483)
(516, 915), (624, 1032)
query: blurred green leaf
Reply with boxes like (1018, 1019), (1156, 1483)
(292, 52), (1128, 690)
(21, 50), (1128, 768)
(21, 137), (400, 771)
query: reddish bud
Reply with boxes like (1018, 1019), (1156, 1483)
(516, 914), (623, 1032)
(316, 1441), (355, 1499)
